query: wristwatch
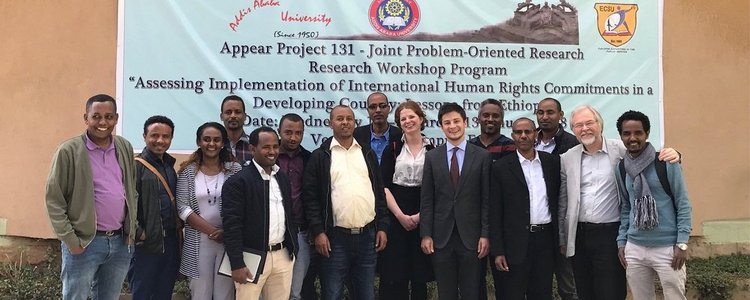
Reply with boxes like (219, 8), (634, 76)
(676, 243), (688, 251)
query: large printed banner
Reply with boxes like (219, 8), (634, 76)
(118, 0), (663, 152)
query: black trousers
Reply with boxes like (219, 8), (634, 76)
(572, 222), (626, 300)
(499, 229), (555, 300)
(432, 229), (482, 300)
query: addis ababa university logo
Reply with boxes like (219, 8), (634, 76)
(369, 0), (420, 37)
(595, 3), (638, 47)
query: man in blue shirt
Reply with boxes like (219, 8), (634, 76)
(615, 110), (692, 300)
(353, 92), (403, 171)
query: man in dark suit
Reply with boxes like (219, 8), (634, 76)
(421, 102), (491, 300)
(491, 118), (561, 300)
(353, 92), (403, 177)
(222, 126), (299, 299)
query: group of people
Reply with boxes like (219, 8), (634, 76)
(45, 92), (692, 300)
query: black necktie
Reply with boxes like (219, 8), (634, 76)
(450, 147), (460, 187)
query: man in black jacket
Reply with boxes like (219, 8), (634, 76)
(535, 97), (579, 300)
(222, 126), (299, 300)
(129, 115), (180, 300)
(303, 105), (390, 300)
(490, 118), (561, 300)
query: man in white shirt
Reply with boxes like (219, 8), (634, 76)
(558, 105), (680, 300)
(490, 118), (561, 300)
(222, 126), (298, 300)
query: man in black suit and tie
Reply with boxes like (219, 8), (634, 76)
(490, 118), (561, 300)
(421, 102), (491, 300)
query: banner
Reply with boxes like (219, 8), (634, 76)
(118, 0), (663, 152)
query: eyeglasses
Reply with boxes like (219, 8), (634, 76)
(572, 120), (597, 130)
(368, 103), (389, 110)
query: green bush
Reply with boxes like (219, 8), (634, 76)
(0, 251), (62, 299)
(687, 254), (750, 300)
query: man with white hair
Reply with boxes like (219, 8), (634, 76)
(558, 105), (680, 300)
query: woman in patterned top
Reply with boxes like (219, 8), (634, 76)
(176, 122), (242, 300)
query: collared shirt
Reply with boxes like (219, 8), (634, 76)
(392, 136), (429, 187)
(84, 133), (126, 231)
(253, 159), (286, 245)
(517, 151), (551, 224)
(329, 138), (376, 228)
(535, 128), (558, 154)
(227, 132), (252, 165)
(579, 142), (620, 223)
(370, 126), (391, 164)
(277, 150), (305, 226)
(468, 134), (515, 162)
(445, 140), (467, 174)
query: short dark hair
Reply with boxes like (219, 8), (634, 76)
(220, 95), (245, 112)
(143, 115), (175, 136)
(279, 113), (304, 130)
(366, 92), (388, 104)
(512, 117), (536, 130)
(479, 98), (504, 118)
(539, 97), (562, 112)
(85, 94), (117, 112)
(249, 126), (278, 146)
(616, 110), (651, 134)
(437, 102), (466, 124)
(329, 105), (353, 120)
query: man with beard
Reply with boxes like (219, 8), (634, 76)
(469, 98), (516, 162)
(534, 97), (579, 300)
(223, 127), (298, 299)
(220, 95), (252, 165)
(276, 113), (316, 300)
(615, 111), (692, 300)
(468, 98), (515, 300)
(559, 105), (680, 300)
(535, 97), (579, 156)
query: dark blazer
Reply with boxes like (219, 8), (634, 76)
(353, 124), (403, 184)
(222, 164), (299, 270)
(420, 142), (491, 250)
(489, 151), (560, 264)
(540, 125), (579, 156)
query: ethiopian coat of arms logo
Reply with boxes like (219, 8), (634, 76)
(369, 0), (421, 37)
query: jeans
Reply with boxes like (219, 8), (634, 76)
(290, 231), (312, 300)
(129, 234), (179, 299)
(320, 226), (377, 300)
(61, 234), (132, 300)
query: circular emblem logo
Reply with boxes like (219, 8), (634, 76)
(369, 0), (420, 37)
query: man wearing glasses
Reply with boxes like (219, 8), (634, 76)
(353, 92), (403, 170)
(558, 105), (680, 300)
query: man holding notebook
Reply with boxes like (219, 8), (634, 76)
(222, 126), (299, 300)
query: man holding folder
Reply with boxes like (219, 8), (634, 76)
(222, 126), (299, 300)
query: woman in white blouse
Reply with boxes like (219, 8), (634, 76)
(176, 122), (242, 300)
(378, 100), (435, 300)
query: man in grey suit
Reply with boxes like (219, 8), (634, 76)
(558, 105), (680, 300)
(421, 102), (491, 300)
